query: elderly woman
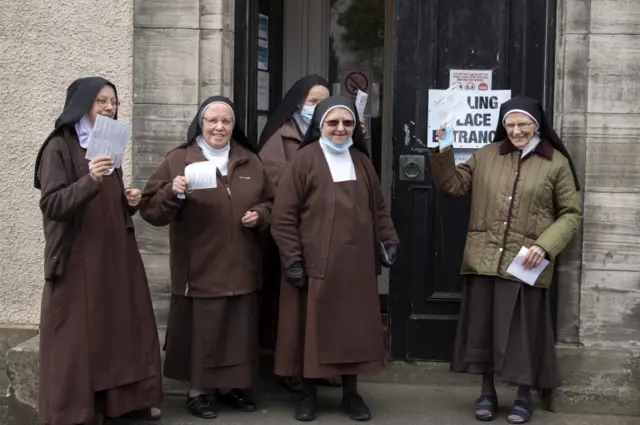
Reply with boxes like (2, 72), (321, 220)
(257, 74), (339, 392)
(429, 96), (581, 424)
(271, 95), (399, 422)
(34, 76), (162, 424)
(139, 96), (274, 419)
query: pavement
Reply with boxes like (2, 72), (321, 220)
(108, 379), (639, 425)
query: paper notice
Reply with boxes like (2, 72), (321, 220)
(184, 161), (218, 190)
(429, 84), (472, 128)
(506, 246), (550, 286)
(84, 115), (131, 169)
(355, 90), (368, 118)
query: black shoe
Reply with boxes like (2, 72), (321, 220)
(186, 394), (217, 419)
(294, 392), (316, 421)
(341, 394), (371, 421)
(215, 389), (257, 412)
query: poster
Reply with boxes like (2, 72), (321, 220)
(450, 69), (493, 91)
(258, 38), (268, 71)
(427, 90), (511, 149)
(258, 14), (269, 40)
(257, 71), (269, 112)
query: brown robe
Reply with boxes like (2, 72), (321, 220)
(270, 143), (398, 378)
(37, 129), (162, 425)
(257, 119), (302, 350)
(139, 140), (274, 389)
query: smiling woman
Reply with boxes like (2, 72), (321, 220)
(33, 76), (163, 424)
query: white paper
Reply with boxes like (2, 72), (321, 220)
(84, 115), (131, 168)
(184, 161), (218, 190)
(506, 246), (550, 286)
(429, 84), (471, 128)
(355, 90), (368, 118)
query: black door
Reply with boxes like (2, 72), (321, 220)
(388, 0), (557, 361)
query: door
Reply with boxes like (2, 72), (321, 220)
(388, 0), (557, 361)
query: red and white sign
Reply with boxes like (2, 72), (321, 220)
(341, 69), (371, 97)
(449, 69), (493, 91)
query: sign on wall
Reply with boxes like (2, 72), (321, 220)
(449, 69), (493, 91)
(427, 90), (511, 149)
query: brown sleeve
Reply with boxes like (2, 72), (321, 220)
(259, 130), (288, 187)
(270, 159), (305, 268)
(38, 138), (101, 221)
(250, 167), (275, 232)
(139, 154), (183, 226)
(362, 155), (398, 244)
(427, 146), (475, 196)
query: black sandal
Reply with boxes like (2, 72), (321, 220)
(507, 400), (533, 424)
(475, 393), (498, 421)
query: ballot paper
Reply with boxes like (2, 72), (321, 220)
(429, 84), (472, 128)
(84, 115), (131, 169)
(506, 246), (550, 286)
(355, 90), (368, 118)
(184, 161), (218, 190)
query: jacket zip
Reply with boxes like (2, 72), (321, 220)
(497, 153), (522, 269)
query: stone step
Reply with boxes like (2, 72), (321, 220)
(106, 383), (639, 425)
(5, 331), (640, 424)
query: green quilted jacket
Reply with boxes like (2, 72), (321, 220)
(428, 139), (581, 288)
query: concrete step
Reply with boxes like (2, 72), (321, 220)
(106, 382), (639, 425)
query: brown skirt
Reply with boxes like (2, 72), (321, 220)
(163, 293), (258, 389)
(274, 274), (385, 379)
(451, 275), (561, 389)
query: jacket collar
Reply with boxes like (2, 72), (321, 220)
(280, 118), (303, 142)
(498, 138), (554, 160)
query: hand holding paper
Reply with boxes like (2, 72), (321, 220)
(85, 115), (131, 169)
(436, 125), (455, 149)
(184, 162), (218, 190)
(506, 246), (550, 286)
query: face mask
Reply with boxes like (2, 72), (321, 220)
(320, 136), (353, 154)
(300, 105), (315, 124)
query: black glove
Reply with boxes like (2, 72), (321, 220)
(380, 241), (398, 268)
(285, 261), (308, 289)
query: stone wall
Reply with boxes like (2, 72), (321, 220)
(132, 0), (236, 327)
(553, 0), (640, 415)
(0, 0), (134, 325)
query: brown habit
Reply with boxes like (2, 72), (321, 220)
(256, 119), (302, 349)
(37, 129), (162, 425)
(139, 140), (273, 389)
(270, 143), (398, 378)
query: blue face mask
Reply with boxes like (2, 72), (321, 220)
(300, 105), (315, 124)
(320, 136), (353, 154)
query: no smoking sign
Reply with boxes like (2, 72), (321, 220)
(341, 69), (371, 97)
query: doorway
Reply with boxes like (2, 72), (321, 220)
(388, 0), (558, 361)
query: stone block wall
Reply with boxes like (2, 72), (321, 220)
(553, 0), (640, 414)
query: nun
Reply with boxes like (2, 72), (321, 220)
(139, 96), (274, 419)
(34, 76), (162, 424)
(429, 96), (581, 424)
(270, 95), (399, 422)
(257, 74), (341, 392)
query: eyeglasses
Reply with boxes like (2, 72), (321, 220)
(324, 119), (355, 128)
(95, 98), (120, 107)
(504, 122), (534, 131)
(203, 117), (233, 126)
